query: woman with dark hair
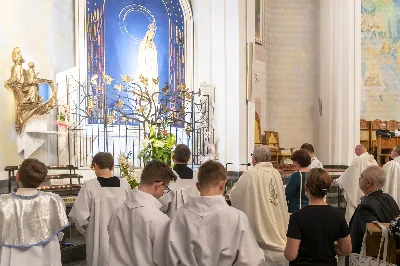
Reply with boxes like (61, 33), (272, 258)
(285, 150), (311, 213)
(284, 168), (352, 265)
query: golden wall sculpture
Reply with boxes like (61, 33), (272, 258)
(5, 47), (56, 134)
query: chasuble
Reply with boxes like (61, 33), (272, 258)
(336, 152), (378, 223)
(383, 156), (400, 205)
(230, 162), (289, 266)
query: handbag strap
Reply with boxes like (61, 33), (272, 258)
(372, 221), (389, 263)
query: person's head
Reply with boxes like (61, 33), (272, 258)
(196, 160), (227, 196)
(91, 152), (114, 177)
(359, 165), (385, 194)
(300, 143), (315, 157)
(391, 145), (400, 159)
(291, 150), (311, 169)
(355, 144), (367, 156)
(397, 122), (400, 130)
(16, 158), (48, 188)
(173, 144), (191, 164)
(305, 168), (331, 198)
(140, 160), (177, 198)
(28, 62), (34, 69)
(380, 122), (387, 130)
(251, 145), (271, 166)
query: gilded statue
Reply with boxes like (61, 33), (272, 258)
(5, 47), (57, 134)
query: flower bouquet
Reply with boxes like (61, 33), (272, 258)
(118, 152), (139, 189)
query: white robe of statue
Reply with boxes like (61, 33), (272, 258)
(336, 152), (378, 223)
(108, 190), (170, 266)
(166, 195), (265, 266)
(69, 178), (131, 266)
(383, 156), (400, 205)
(230, 162), (289, 266)
(138, 21), (159, 104)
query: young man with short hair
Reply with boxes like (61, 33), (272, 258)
(108, 160), (177, 266)
(173, 144), (193, 179)
(166, 160), (265, 266)
(69, 152), (131, 266)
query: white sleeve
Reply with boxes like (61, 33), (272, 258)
(234, 213), (265, 266)
(153, 216), (170, 266)
(69, 183), (91, 235)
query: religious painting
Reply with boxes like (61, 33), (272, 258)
(361, 0), (400, 120)
(85, 0), (192, 125)
(255, 0), (264, 44)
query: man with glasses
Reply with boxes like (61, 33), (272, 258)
(108, 160), (177, 266)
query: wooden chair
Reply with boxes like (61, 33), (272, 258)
(387, 120), (398, 131)
(264, 131), (294, 164)
(366, 223), (396, 263)
(376, 136), (399, 166)
(360, 119), (370, 151)
(371, 119), (382, 152)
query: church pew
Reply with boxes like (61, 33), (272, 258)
(366, 223), (396, 264)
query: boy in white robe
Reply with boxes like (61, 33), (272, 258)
(300, 143), (323, 169)
(0, 158), (68, 266)
(230, 145), (289, 266)
(166, 160), (265, 266)
(333, 145), (378, 223)
(383, 145), (400, 204)
(69, 152), (130, 266)
(108, 160), (177, 266)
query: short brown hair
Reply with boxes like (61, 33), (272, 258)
(92, 152), (114, 170)
(291, 150), (312, 168)
(173, 144), (191, 163)
(197, 160), (227, 188)
(394, 145), (400, 156)
(300, 143), (314, 154)
(18, 158), (48, 188)
(140, 160), (177, 185)
(306, 168), (331, 198)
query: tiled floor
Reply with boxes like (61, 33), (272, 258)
(64, 260), (86, 266)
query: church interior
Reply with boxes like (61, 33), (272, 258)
(1, 0), (400, 265)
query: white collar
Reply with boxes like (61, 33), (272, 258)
(254, 162), (274, 169)
(184, 195), (227, 217)
(15, 188), (39, 196)
(125, 189), (162, 210)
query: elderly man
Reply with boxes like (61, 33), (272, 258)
(350, 166), (400, 253)
(376, 122), (394, 138)
(334, 145), (378, 223)
(383, 145), (400, 204)
(230, 145), (289, 266)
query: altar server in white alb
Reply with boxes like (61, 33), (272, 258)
(230, 145), (289, 266)
(300, 143), (323, 169)
(69, 152), (131, 266)
(108, 160), (177, 266)
(383, 145), (400, 205)
(0, 158), (69, 266)
(166, 160), (265, 266)
(334, 145), (378, 223)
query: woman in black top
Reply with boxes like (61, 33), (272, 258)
(284, 168), (352, 266)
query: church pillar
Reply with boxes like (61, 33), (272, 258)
(192, 0), (248, 170)
(318, 0), (361, 165)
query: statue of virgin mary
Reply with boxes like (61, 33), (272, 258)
(138, 21), (159, 104)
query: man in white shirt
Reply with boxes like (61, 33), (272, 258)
(230, 145), (289, 266)
(108, 160), (177, 266)
(300, 143), (323, 169)
(334, 145), (378, 223)
(166, 161), (265, 266)
(383, 145), (400, 205)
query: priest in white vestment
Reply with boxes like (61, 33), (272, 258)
(383, 145), (400, 204)
(230, 145), (289, 266)
(108, 160), (177, 266)
(166, 161), (265, 266)
(334, 145), (378, 223)
(69, 153), (131, 266)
